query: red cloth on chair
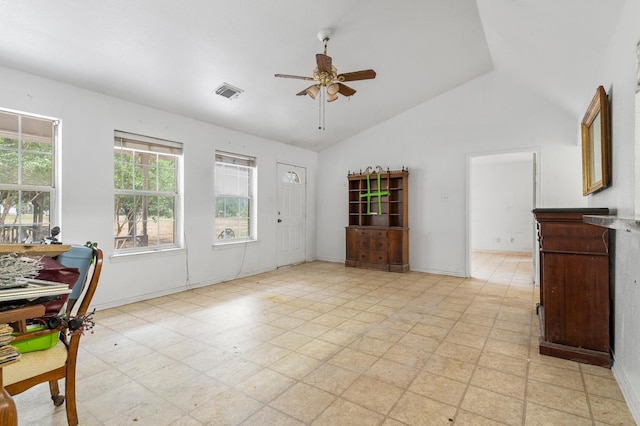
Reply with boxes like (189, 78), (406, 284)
(36, 257), (80, 317)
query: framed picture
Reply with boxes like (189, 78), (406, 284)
(581, 85), (611, 195)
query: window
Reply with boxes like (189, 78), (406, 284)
(282, 170), (301, 184)
(0, 109), (58, 244)
(114, 131), (182, 252)
(215, 151), (256, 242)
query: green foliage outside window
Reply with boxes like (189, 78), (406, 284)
(0, 112), (55, 244)
(114, 141), (180, 250)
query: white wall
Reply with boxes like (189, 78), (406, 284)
(0, 65), (318, 309)
(317, 70), (585, 276)
(470, 158), (534, 253)
(586, 0), (640, 420)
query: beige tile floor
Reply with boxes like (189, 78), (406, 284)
(13, 252), (637, 425)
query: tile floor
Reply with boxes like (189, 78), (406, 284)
(13, 252), (637, 425)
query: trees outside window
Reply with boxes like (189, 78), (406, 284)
(0, 109), (57, 244)
(114, 131), (182, 252)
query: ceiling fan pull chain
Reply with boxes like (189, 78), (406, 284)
(322, 91), (326, 130)
(319, 90), (326, 130)
(318, 92), (322, 130)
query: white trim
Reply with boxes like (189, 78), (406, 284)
(465, 147), (542, 278)
(114, 130), (182, 150)
(612, 362), (640, 424)
(0, 106), (59, 122)
(109, 247), (186, 263)
(212, 237), (258, 248)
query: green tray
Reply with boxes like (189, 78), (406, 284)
(11, 325), (59, 353)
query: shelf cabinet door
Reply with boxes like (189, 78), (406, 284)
(388, 229), (409, 272)
(345, 228), (358, 266)
(542, 252), (609, 352)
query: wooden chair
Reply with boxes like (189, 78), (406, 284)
(3, 246), (103, 426)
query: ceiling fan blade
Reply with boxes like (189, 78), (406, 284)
(337, 83), (357, 97)
(316, 54), (332, 74)
(275, 73), (315, 81)
(337, 69), (376, 82)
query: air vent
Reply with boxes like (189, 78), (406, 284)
(214, 83), (243, 100)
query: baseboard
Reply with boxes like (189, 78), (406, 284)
(316, 256), (343, 263)
(93, 265), (276, 310)
(409, 266), (467, 277)
(472, 249), (533, 256)
(612, 362), (640, 424)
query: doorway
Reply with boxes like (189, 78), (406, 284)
(276, 163), (307, 267)
(467, 150), (539, 280)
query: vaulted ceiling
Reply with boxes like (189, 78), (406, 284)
(0, 0), (626, 151)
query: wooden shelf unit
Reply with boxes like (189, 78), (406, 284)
(533, 208), (611, 367)
(346, 168), (409, 272)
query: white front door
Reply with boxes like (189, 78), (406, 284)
(276, 163), (306, 267)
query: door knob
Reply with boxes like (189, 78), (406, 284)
(277, 219), (282, 223)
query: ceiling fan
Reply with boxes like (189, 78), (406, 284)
(275, 28), (376, 129)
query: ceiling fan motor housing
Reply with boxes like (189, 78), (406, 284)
(317, 28), (332, 43)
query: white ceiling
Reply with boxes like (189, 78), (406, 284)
(0, 0), (626, 151)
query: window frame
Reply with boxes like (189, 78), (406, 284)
(113, 130), (183, 254)
(0, 107), (60, 244)
(214, 150), (257, 244)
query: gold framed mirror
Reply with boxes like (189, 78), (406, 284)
(581, 85), (611, 195)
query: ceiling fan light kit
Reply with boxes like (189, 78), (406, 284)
(327, 83), (339, 96)
(275, 28), (376, 130)
(306, 85), (320, 99)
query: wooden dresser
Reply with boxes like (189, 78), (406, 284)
(532, 208), (611, 367)
(345, 168), (409, 272)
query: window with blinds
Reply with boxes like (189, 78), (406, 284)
(215, 151), (257, 243)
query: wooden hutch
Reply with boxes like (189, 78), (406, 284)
(532, 208), (611, 367)
(345, 167), (409, 272)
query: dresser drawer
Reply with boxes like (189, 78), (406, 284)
(539, 222), (608, 254)
(359, 249), (387, 264)
(358, 229), (387, 239)
(359, 237), (387, 251)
